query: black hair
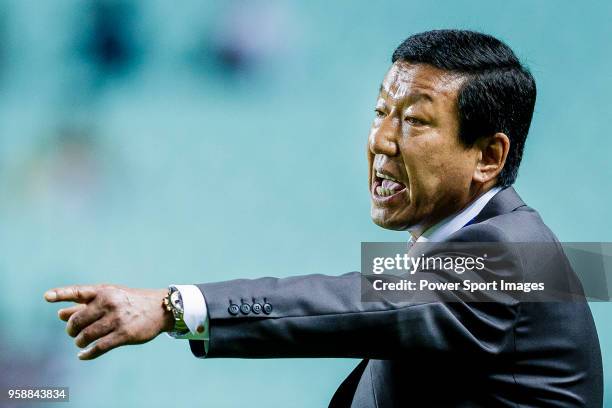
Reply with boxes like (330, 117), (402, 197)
(392, 29), (536, 187)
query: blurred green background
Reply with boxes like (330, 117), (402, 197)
(0, 0), (609, 406)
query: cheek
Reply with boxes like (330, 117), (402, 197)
(444, 145), (478, 181)
(401, 136), (473, 201)
(401, 138), (444, 193)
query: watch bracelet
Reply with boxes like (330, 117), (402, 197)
(164, 289), (189, 333)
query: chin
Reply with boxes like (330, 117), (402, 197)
(370, 208), (414, 231)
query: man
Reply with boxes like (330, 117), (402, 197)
(45, 30), (603, 407)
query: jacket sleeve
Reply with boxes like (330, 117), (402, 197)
(188, 269), (519, 359)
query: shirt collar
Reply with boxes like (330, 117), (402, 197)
(411, 186), (502, 243)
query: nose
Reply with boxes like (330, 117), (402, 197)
(369, 115), (399, 157)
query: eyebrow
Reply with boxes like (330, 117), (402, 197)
(378, 85), (434, 103)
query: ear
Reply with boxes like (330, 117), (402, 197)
(473, 132), (510, 184)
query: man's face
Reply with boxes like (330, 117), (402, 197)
(368, 62), (481, 233)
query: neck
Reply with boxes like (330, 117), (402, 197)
(408, 182), (497, 240)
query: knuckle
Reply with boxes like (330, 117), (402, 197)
(117, 324), (134, 341)
(99, 291), (115, 309)
(90, 344), (102, 356)
(96, 338), (112, 353)
(127, 327), (137, 340)
(67, 318), (80, 337)
(75, 333), (87, 348)
(109, 316), (121, 329)
(120, 326), (132, 340)
(108, 291), (123, 306)
(82, 328), (92, 342)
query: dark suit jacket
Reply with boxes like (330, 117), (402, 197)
(189, 187), (603, 407)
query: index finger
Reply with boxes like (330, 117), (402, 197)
(44, 286), (97, 303)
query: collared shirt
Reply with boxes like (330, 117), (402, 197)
(412, 186), (502, 243)
(170, 186), (503, 354)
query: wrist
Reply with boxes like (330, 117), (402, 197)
(156, 289), (176, 332)
(162, 306), (176, 332)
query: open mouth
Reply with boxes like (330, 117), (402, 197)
(372, 171), (407, 201)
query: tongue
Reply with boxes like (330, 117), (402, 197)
(382, 179), (405, 191)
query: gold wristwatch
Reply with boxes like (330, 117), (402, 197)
(163, 287), (189, 334)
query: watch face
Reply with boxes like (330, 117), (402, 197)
(170, 290), (183, 311)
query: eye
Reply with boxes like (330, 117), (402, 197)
(374, 109), (387, 119)
(404, 116), (426, 126)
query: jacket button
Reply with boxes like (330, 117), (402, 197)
(228, 304), (240, 315)
(240, 303), (251, 315)
(251, 303), (262, 314)
(263, 303), (273, 314)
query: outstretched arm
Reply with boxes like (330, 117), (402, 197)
(45, 274), (517, 362)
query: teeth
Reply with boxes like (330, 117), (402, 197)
(376, 171), (398, 182)
(374, 171), (406, 198)
(376, 186), (396, 197)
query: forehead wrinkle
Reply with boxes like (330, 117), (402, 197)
(380, 63), (465, 104)
(379, 84), (435, 107)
